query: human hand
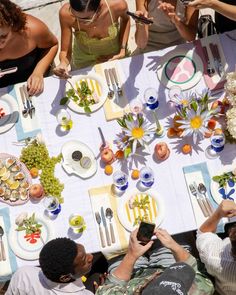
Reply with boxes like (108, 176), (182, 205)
(216, 200), (236, 218)
(93, 272), (107, 292)
(108, 50), (126, 61)
(155, 228), (178, 250)
(27, 72), (44, 96)
(53, 62), (71, 79)
(158, 2), (181, 24)
(188, 0), (216, 9)
(127, 228), (153, 260)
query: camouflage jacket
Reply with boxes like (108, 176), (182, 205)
(96, 255), (214, 295)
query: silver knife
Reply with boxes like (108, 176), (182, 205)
(101, 207), (111, 246)
(23, 84), (32, 119)
(214, 44), (224, 77)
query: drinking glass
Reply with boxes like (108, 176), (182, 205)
(43, 196), (61, 216)
(140, 167), (154, 188)
(56, 109), (72, 131)
(205, 133), (225, 159)
(144, 88), (159, 110)
(69, 214), (86, 233)
(113, 171), (129, 192)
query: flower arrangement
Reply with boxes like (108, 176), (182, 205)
(114, 113), (155, 158)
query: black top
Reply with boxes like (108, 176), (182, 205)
(215, 0), (236, 33)
(0, 47), (44, 88)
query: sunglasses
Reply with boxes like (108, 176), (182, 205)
(69, 6), (100, 23)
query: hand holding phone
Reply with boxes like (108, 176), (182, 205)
(137, 221), (155, 244)
(127, 11), (153, 25)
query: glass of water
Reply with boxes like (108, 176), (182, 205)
(140, 167), (154, 188)
(43, 196), (61, 216)
(113, 171), (129, 192)
(205, 133), (225, 159)
(56, 109), (72, 131)
(144, 88), (159, 111)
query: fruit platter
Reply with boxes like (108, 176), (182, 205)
(117, 189), (165, 231)
(0, 153), (32, 205)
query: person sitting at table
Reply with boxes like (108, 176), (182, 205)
(189, 0), (236, 34)
(0, 0), (58, 95)
(6, 237), (94, 295)
(53, 0), (130, 79)
(96, 228), (214, 294)
(134, 0), (199, 53)
(196, 200), (236, 295)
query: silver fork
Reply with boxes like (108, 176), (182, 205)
(104, 69), (114, 99)
(202, 46), (215, 76)
(112, 68), (123, 96)
(189, 184), (209, 217)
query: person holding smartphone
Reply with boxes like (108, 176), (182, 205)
(134, 0), (199, 53)
(96, 228), (214, 294)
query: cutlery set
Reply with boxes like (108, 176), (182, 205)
(104, 68), (123, 99)
(189, 182), (214, 217)
(95, 207), (115, 248)
(19, 85), (35, 119)
(202, 43), (224, 78)
(0, 225), (6, 261)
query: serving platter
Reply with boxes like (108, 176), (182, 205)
(8, 214), (55, 260)
(157, 48), (204, 90)
(117, 189), (165, 232)
(65, 73), (108, 113)
(0, 153), (31, 205)
(0, 94), (19, 134)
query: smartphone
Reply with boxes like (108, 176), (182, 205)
(137, 221), (155, 244)
(127, 11), (153, 25)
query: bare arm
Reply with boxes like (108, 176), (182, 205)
(136, 0), (147, 11)
(189, 0), (236, 22)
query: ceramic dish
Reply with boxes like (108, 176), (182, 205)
(210, 165), (236, 205)
(0, 94), (19, 134)
(61, 140), (97, 179)
(157, 48), (204, 90)
(117, 189), (165, 232)
(8, 214), (55, 260)
(65, 73), (108, 113)
(0, 153), (32, 205)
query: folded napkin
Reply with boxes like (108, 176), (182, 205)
(0, 207), (18, 282)
(89, 185), (129, 260)
(183, 162), (224, 232)
(94, 61), (130, 121)
(8, 83), (41, 141)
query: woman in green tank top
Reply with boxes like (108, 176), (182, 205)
(54, 0), (130, 78)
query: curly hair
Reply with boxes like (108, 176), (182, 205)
(39, 238), (78, 283)
(0, 0), (26, 32)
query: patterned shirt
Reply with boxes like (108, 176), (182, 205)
(197, 231), (236, 295)
(96, 255), (214, 295)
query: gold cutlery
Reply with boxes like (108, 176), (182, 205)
(95, 212), (106, 248)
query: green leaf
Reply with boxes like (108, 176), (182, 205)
(60, 97), (69, 105)
(84, 106), (92, 113)
(124, 147), (132, 158)
(16, 226), (26, 231)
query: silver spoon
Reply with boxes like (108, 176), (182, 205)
(198, 183), (214, 215)
(0, 226), (6, 261)
(104, 69), (114, 99)
(105, 208), (115, 243)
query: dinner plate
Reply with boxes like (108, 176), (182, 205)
(156, 48), (204, 90)
(210, 165), (236, 205)
(0, 153), (32, 206)
(65, 73), (108, 113)
(8, 214), (55, 260)
(0, 94), (19, 134)
(117, 189), (165, 232)
(61, 140), (97, 179)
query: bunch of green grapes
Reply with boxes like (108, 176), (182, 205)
(20, 142), (49, 169)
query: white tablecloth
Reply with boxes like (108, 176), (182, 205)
(1, 32), (236, 268)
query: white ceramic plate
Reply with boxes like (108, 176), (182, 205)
(65, 73), (108, 113)
(0, 94), (19, 133)
(156, 48), (204, 90)
(210, 165), (236, 205)
(8, 214), (55, 260)
(117, 189), (165, 232)
(61, 140), (97, 179)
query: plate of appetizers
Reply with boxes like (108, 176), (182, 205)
(0, 94), (19, 134)
(0, 153), (31, 205)
(210, 165), (236, 205)
(156, 48), (203, 90)
(65, 73), (108, 114)
(117, 189), (165, 232)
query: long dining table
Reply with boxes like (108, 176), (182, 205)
(1, 30), (236, 270)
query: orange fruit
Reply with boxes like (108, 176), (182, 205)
(115, 150), (124, 160)
(176, 128), (184, 137)
(214, 128), (223, 135)
(207, 119), (217, 131)
(131, 169), (140, 180)
(204, 129), (213, 138)
(173, 115), (182, 129)
(167, 127), (177, 138)
(182, 144), (192, 154)
(105, 165), (113, 175)
(30, 167), (39, 178)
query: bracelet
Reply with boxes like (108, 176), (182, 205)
(120, 44), (127, 49)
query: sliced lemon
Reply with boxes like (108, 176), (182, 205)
(9, 180), (20, 190)
(0, 166), (7, 177)
(1, 170), (11, 181)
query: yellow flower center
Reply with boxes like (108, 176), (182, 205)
(131, 127), (144, 139)
(190, 116), (203, 129)
(181, 99), (188, 106)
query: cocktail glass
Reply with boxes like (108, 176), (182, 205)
(69, 214), (86, 233)
(56, 109), (73, 131)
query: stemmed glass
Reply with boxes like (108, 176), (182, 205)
(144, 88), (164, 136)
(56, 109), (73, 132)
(205, 133), (225, 159)
(69, 214), (86, 233)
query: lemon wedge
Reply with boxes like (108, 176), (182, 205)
(1, 170), (11, 181)
(9, 180), (20, 190)
(0, 166), (7, 177)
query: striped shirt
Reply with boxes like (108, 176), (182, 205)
(196, 231), (236, 295)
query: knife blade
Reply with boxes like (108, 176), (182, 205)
(22, 84), (32, 118)
(101, 207), (111, 246)
(213, 44), (224, 77)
